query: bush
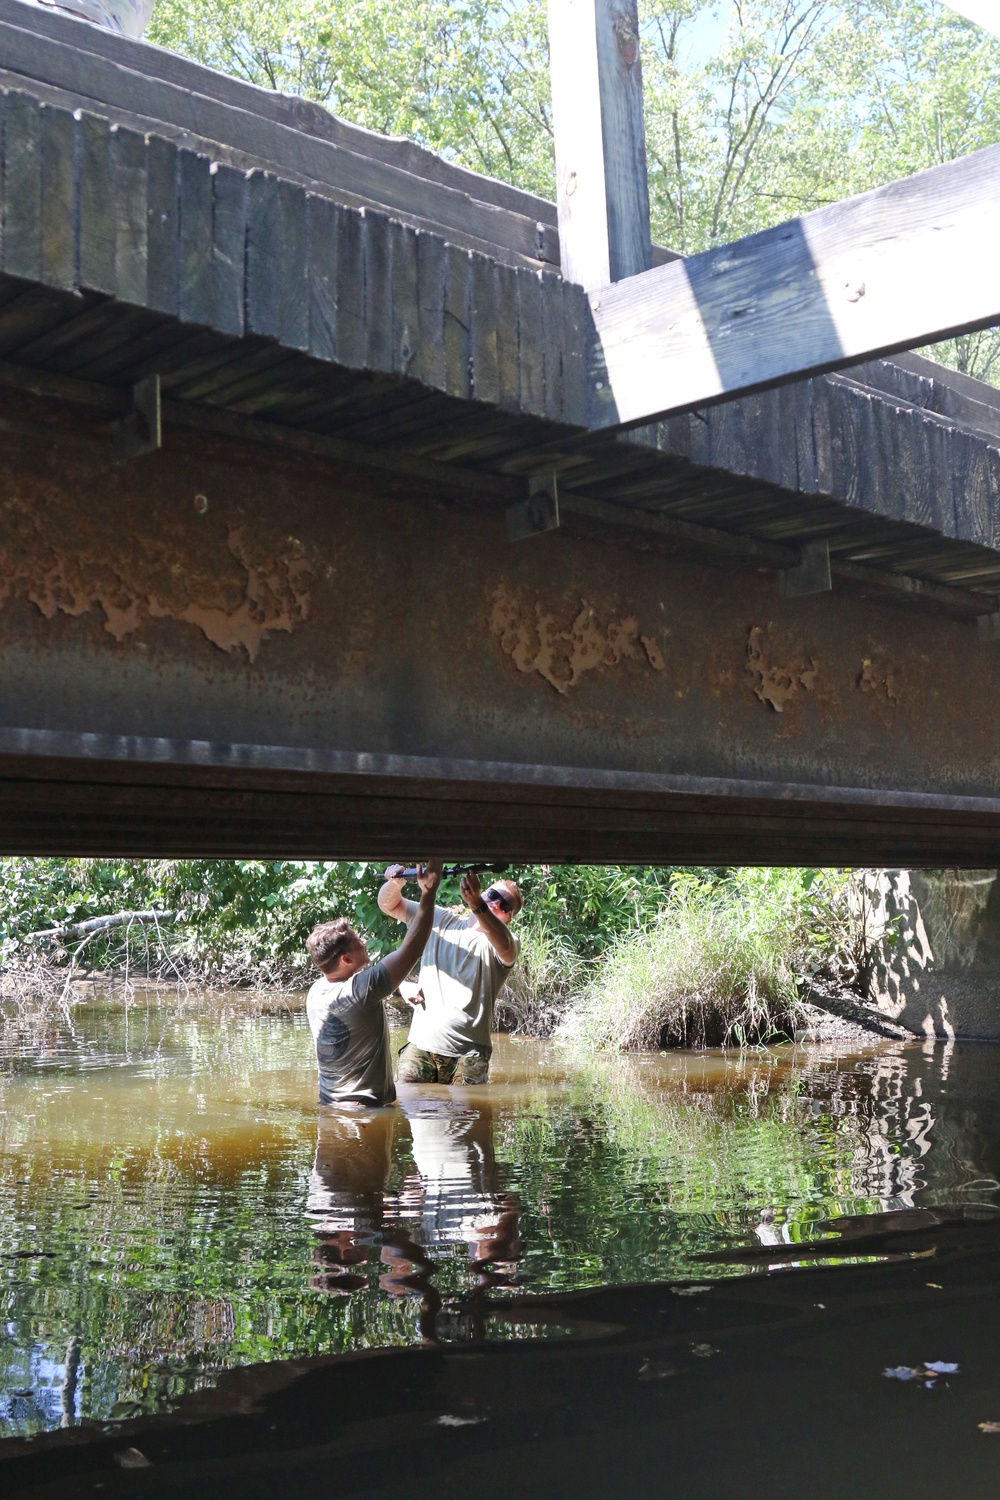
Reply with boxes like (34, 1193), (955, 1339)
(494, 921), (585, 1037)
(556, 868), (850, 1050)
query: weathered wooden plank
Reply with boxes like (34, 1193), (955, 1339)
(39, 102), (74, 290)
(58, 305), (162, 377)
(560, 280), (591, 428)
(548, 0), (651, 289)
(334, 203), (365, 370)
(363, 205), (392, 374)
(538, 268), (563, 423)
(517, 268), (544, 415)
(773, 386), (800, 494)
(145, 131), (178, 316)
(211, 161), (246, 338)
(2, 89), (41, 282)
(414, 228), (446, 392)
(77, 110), (115, 295)
(390, 218), (419, 378)
(589, 139), (1000, 430)
(845, 384), (882, 520)
(245, 169), (280, 340)
(112, 124), (147, 306)
(178, 149), (213, 327)
(956, 432), (1000, 551)
(470, 253), (499, 407)
(496, 261), (520, 412)
(306, 190), (338, 362)
(793, 379), (817, 494)
(277, 178), (308, 352)
(12, 299), (116, 364)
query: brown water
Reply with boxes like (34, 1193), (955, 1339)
(1, 1003), (999, 1447)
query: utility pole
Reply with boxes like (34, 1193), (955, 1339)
(547, 0), (653, 291)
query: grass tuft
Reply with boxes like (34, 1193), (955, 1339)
(555, 869), (848, 1050)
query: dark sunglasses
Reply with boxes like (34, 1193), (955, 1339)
(484, 886), (513, 914)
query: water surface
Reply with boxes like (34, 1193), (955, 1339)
(1, 1002), (998, 1440)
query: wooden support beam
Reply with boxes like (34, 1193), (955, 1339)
(588, 140), (1000, 429)
(547, 0), (652, 290)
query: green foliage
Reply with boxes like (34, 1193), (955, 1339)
(0, 858), (676, 991)
(508, 864), (675, 957)
(146, 0), (555, 193)
(0, 860), (863, 1048)
(557, 867), (850, 1050)
(0, 858), (400, 983)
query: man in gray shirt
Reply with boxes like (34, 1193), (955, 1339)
(378, 866), (522, 1085)
(306, 859), (442, 1107)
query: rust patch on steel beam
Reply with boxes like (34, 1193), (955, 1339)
(0, 493), (317, 662)
(858, 657), (900, 703)
(490, 580), (665, 694)
(746, 625), (819, 713)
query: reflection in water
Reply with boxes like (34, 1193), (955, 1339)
(3, 1004), (1000, 1439)
(306, 1097), (522, 1340)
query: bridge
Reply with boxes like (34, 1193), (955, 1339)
(3, 0), (1000, 867)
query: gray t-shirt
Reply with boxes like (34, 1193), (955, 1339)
(306, 961), (395, 1107)
(407, 906), (519, 1058)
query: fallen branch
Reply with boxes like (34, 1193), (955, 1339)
(25, 911), (176, 944)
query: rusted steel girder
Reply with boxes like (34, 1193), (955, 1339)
(1, 404), (1000, 862)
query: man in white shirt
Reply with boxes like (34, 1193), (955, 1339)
(305, 859), (442, 1107)
(377, 866), (522, 1085)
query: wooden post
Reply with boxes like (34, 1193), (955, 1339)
(548, 0), (652, 290)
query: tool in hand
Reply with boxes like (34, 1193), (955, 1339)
(392, 862), (509, 880)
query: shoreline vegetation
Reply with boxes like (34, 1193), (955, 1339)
(0, 860), (889, 1049)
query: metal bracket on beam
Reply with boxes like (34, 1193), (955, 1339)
(978, 611), (1000, 645)
(113, 375), (162, 463)
(506, 472), (560, 543)
(780, 540), (832, 599)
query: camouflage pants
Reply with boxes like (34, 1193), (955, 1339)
(397, 1043), (490, 1085)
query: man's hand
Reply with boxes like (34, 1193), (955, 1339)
(381, 860), (442, 990)
(460, 871), (485, 911)
(378, 863), (415, 922)
(398, 980), (425, 1010)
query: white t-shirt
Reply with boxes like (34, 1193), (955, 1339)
(406, 906), (519, 1058)
(306, 960), (395, 1107)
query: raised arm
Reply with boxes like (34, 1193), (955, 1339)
(378, 863), (418, 924)
(460, 872), (518, 966)
(379, 861), (442, 990)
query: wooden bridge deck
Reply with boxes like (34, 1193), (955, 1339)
(0, 0), (997, 608)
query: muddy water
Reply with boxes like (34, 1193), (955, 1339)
(1, 1005), (999, 1442)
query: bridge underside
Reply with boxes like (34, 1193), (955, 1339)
(4, 389), (1000, 864)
